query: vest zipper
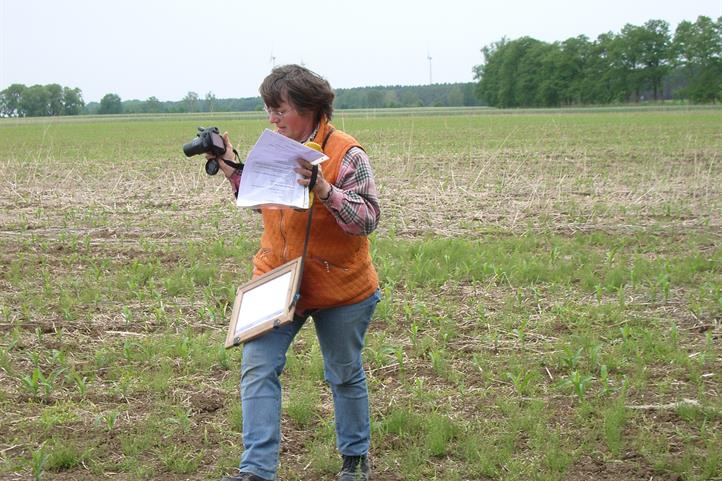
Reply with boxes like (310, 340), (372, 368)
(280, 210), (288, 262)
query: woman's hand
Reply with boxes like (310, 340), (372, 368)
(205, 131), (237, 178)
(295, 159), (332, 200)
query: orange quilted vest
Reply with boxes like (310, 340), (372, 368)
(252, 121), (379, 312)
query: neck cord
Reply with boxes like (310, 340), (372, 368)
(293, 125), (332, 309)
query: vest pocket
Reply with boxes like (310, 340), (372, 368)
(254, 248), (277, 271)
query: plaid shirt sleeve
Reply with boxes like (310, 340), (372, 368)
(321, 146), (380, 236)
(227, 170), (241, 198)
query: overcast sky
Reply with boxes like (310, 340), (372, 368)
(1, 0), (720, 103)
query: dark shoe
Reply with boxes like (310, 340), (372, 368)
(337, 455), (370, 480)
(221, 473), (270, 481)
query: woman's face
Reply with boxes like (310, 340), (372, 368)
(266, 95), (315, 142)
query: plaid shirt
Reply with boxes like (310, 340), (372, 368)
(228, 146), (380, 236)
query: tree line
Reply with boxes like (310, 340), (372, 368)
(83, 82), (484, 115)
(3, 16), (720, 117)
(334, 83), (483, 109)
(0, 82), (482, 117)
(0, 83), (85, 117)
(474, 16), (722, 107)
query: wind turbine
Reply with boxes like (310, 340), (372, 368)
(427, 51), (433, 85)
(270, 48), (276, 69)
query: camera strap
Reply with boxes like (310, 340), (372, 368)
(221, 148), (244, 170)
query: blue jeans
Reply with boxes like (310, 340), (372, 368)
(238, 289), (380, 480)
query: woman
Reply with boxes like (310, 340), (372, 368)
(216, 64), (380, 481)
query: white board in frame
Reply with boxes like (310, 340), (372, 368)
(225, 257), (303, 348)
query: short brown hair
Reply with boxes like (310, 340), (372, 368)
(260, 64), (335, 123)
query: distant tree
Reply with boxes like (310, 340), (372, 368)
(62, 87), (84, 115)
(383, 90), (399, 107)
(674, 16), (721, 65)
(45, 83), (64, 115)
(475, 36), (549, 107)
(446, 85), (464, 106)
(557, 36), (592, 104)
(205, 91), (216, 112)
(495, 38), (523, 106)
(597, 21), (672, 101)
(673, 15), (722, 102)
(399, 90), (423, 107)
(461, 83), (482, 106)
(336, 89), (365, 109)
(474, 38), (507, 107)
(98, 93), (122, 114)
(535, 43), (563, 106)
(121, 100), (143, 114)
(518, 39), (557, 106)
(0, 83), (27, 116)
(143, 96), (163, 113)
(20, 85), (50, 117)
(366, 90), (384, 108)
(183, 91), (199, 112)
(590, 32), (629, 103)
(617, 24), (650, 101)
(637, 20), (672, 100)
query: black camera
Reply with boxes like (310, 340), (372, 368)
(183, 126), (228, 175)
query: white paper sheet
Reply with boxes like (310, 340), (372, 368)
(236, 129), (329, 209)
(234, 271), (294, 335)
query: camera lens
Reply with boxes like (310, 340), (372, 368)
(183, 137), (206, 157)
(205, 158), (220, 175)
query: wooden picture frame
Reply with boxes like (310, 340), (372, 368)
(224, 257), (303, 348)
